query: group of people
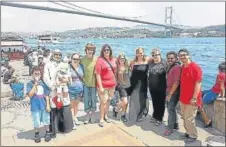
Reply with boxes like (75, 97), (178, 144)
(25, 43), (225, 144)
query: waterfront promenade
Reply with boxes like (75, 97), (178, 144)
(1, 61), (225, 146)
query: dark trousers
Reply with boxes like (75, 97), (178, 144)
(49, 105), (73, 137)
(166, 92), (179, 130)
(149, 90), (166, 122)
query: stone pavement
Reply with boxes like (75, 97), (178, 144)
(1, 97), (224, 146)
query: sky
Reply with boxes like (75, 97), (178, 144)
(2, 2), (225, 32)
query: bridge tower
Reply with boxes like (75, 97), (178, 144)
(164, 6), (173, 37)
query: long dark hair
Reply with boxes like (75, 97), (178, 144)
(100, 44), (113, 59)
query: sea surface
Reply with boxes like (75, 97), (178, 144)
(25, 37), (225, 90)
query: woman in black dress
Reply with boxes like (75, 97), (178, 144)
(126, 47), (149, 123)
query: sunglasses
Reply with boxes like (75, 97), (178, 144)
(167, 57), (175, 60)
(104, 48), (110, 52)
(72, 58), (80, 60)
(152, 54), (160, 57)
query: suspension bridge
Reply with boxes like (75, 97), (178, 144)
(1, 1), (184, 37)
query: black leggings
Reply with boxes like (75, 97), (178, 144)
(149, 90), (166, 122)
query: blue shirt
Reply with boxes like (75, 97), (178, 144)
(27, 80), (50, 112)
(69, 64), (84, 93)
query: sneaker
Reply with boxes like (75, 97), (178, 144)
(150, 117), (156, 123)
(34, 132), (41, 143)
(90, 117), (95, 124)
(180, 133), (189, 140)
(74, 118), (80, 125)
(84, 115), (91, 124)
(44, 131), (51, 142)
(155, 120), (162, 126)
(121, 115), (128, 122)
(163, 129), (173, 136)
(185, 137), (197, 144)
(174, 123), (179, 130)
(73, 120), (77, 130)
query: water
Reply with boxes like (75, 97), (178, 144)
(25, 37), (225, 90)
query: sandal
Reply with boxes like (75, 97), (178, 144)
(99, 121), (104, 127)
(163, 129), (173, 136)
(104, 117), (111, 123)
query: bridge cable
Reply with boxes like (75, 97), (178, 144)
(60, 0), (145, 20)
(49, 1), (83, 12)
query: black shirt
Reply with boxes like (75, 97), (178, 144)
(148, 60), (167, 91)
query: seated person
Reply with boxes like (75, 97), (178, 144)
(3, 66), (15, 84)
(199, 61), (225, 127)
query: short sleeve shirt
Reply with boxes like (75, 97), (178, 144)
(180, 62), (202, 106)
(95, 57), (116, 88)
(27, 80), (50, 112)
(80, 56), (97, 87)
(211, 72), (225, 94)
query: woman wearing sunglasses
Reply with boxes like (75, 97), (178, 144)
(112, 53), (130, 122)
(95, 44), (117, 127)
(148, 48), (167, 126)
(68, 53), (84, 130)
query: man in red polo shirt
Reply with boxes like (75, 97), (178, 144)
(178, 49), (202, 144)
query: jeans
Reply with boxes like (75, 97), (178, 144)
(32, 110), (50, 128)
(166, 91), (179, 130)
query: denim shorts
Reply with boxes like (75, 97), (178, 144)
(31, 110), (50, 128)
(202, 90), (218, 104)
(69, 86), (83, 100)
(84, 86), (97, 112)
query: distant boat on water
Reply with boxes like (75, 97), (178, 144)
(1, 36), (26, 61)
(38, 35), (60, 44)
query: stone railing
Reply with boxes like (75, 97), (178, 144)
(203, 98), (225, 134)
(176, 97), (225, 134)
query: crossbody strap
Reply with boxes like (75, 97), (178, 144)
(70, 64), (85, 85)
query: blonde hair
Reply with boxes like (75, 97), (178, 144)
(116, 53), (130, 85)
(134, 47), (146, 62)
(116, 53), (129, 67)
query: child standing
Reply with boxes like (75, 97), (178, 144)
(27, 66), (51, 143)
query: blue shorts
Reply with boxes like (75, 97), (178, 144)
(202, 90), (218, 104)
(31, 110), (50, 128)
(69, 86), (83, 100)
(83, 86), (97, 112)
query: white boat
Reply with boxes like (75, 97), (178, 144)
(38, 35), (60, 44)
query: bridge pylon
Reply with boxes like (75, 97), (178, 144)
(164, 6), (173, 37)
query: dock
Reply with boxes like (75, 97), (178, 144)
(1, 60), (225, 146)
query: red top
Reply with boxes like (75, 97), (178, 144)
(180, 62), (202, 106)
(95, 57), (117, 88)
(211, 72), (225, 94)
(166, 65), (182, 92)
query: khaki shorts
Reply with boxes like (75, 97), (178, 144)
(97, 88), (115, 103)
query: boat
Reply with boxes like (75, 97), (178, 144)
(38, 35), (60, 44)
(1, 36), (26, 61)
